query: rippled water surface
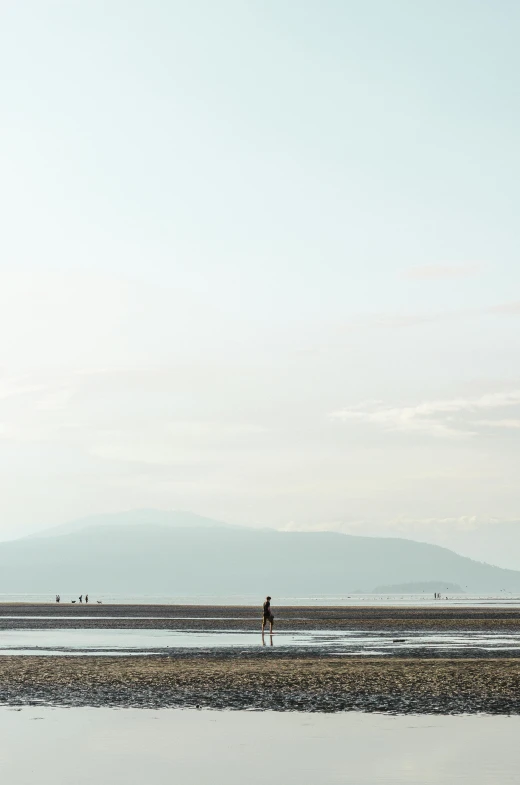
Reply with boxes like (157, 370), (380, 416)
(0, 707), (518, 784)
(1, 627), (520, 655)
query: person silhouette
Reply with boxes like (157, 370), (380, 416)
(79, 595), (83, 603)
(262, 596), (274, 635)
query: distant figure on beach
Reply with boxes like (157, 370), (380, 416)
(79, 595), (83, 603)
(55, 594), (60, 603)
(85, 594), (89, 604)
(262, 596), (274, 635)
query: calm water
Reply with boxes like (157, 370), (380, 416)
(1, 628), (520, 656)
(0, 707), (518, 784)
(2, 593), (520, 607)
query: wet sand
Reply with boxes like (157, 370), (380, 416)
(1, 655), (519, 714)
(1, 603), (520, 630)
(1, 604), (519, 714)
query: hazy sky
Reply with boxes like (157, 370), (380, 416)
(1, 1), (519, 541)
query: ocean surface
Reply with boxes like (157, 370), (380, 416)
(0, 707), (517, 784)
(2, 593), (520, 607)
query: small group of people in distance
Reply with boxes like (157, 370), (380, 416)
(262, 595), (274, 644)
(56, 594), (92, 604)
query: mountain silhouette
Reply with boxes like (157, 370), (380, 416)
(3, 511), (520, 594)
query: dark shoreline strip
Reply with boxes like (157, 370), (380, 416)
(0, 603), (519, 631)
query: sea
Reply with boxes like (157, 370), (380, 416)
(1, 592), (520, 607)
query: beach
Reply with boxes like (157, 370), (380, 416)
(0, 603), (519, 714)
(2, 601), (520, 629)
(1, 654), (520, 714)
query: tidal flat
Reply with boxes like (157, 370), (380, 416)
(1, 604), (520, 714)
(2, 602), (520, 630)
(1, 656), (520, 714)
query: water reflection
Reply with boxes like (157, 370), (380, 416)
(0, 628), (519, 656)
(0, 707), (517, 784)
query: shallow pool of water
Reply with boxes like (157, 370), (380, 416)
(1, 628), (520, 655)
(0, 707), (518, 784)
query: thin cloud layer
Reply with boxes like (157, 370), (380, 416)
(488, 302), (520, 315)
(331, 390), (520, 438)
(476, 419), (520, 429)
(402, 265), (479, 281)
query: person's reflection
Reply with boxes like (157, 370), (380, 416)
(261, 632), (274, 646)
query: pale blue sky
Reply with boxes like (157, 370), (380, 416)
(1, 1), (519, 541)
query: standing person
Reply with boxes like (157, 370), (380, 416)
(85, 594), (88, 604)
(262, 596), (274, 635)
(79, 595), (83, 603)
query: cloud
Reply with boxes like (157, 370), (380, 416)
(0, 376), (46, 402)
(335, 309), (464, 337)
(476, 419), (520, 429)
(336, 298), (519, 336)
(330, 390), (520, 438)
(88, 421), (267, 467)
(487, 301), (520, 315)
(387, 515), (498, 532)
(279, 520), (359, 534)
(401, 264), (479, 281)
(278, 515), (515, 539)
(367, 312), (445, 328)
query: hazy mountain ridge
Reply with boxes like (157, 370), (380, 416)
(3, 516), (520, 594)
(26, 509), (242, 539)
(24, 512), (520, 572)
(418, 520), (520, 573)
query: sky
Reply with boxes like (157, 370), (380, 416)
(1, 1), (519, 543)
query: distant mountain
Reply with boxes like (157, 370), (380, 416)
(433, 521), (520, 572)
(3, 520), (520, 595)
(371, 581), (464, 594)
(364, 520), (520, 572)
(27, 509), (240, 539)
